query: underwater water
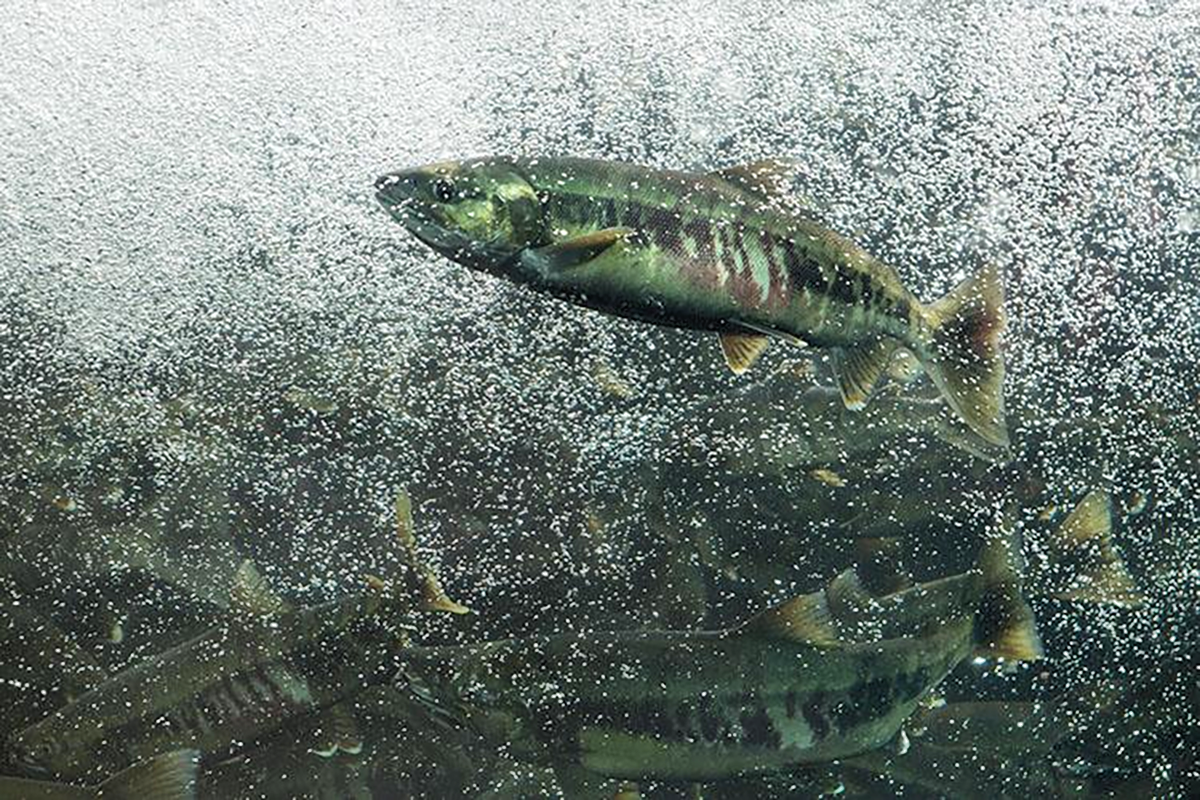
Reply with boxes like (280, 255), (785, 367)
(2, 0), (1199, 797)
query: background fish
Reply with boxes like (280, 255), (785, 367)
(0, 749), (198, 800)
(391, 531), (1041, 783)
(7, 581), (412, 782)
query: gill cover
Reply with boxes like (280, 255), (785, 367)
(376, 157), (544, 269)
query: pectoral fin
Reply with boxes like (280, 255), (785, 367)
(99, 749), (200, 800)
(525, 227), (635, 272)
(718, 332), (770, 374)
(832, 338), (899, 410)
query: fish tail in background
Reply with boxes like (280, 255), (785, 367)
(972, 526), (1044, 662)
(919, 263), (1009, 448)
(98, 748), (200, 800)
(310, 703), (364, 757)
(1041, 490), (1144, 608)
(884, 393), (1011, 464)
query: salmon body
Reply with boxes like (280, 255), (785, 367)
(400, 623), (970, 781)
(393, 534), (1042, 782)
(375, 156), (1008, 446)
(9, 591), (407, 781)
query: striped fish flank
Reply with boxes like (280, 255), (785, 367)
(377, 156), (1009, 447)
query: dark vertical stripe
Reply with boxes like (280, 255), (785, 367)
(685, 218), (715, 263)
(782, 239), (825, 295)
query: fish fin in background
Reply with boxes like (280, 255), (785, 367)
(832, 338), (899, 411)
(919, 262), (1009, 447)
(737, 587), (841, 647)
(99, 749), (200, 800)
(972, 526), (1044, 663)
(710, 159), (798, 201)
(1043, 490), (1144, 608)
(718, 332), (770, 374)
(524, 227), (635, 272)
(230, 560), (291, 617)
(394, 489), (470, 615)
(825, 569), (876, 616)
(929, 410), (1014, 466)
(824, 569), (885, 642)
(886, 348), (923, 384)
(310, 703), (364, 757)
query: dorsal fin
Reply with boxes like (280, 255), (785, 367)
(1044, 490), (1143, 608)
(710, 159), (798, 202)
(824, 568), (888, 643)
(973, 531), (1043, 662)
(230, 560), (290, 617)
(737, 588), (840, 647)
(718, 332), (770, 374)
(825, 569), (876, 617)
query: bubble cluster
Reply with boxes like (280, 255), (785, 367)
(1, 0), (1197, 795)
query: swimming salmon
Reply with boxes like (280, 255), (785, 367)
(375, 156), (1008, 446)
(391, 532), (1041, 783)
(8, 489), (467, 782)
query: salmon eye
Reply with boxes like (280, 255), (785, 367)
(433, 178), (455, 202)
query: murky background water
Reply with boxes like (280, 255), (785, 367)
(2, 1), (1198, 797)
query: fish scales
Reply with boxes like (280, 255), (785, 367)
(530, 158), (916, 343)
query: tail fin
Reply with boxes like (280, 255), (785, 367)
(99, 749), (199, 800)
(973, 530), (1043, 662)
(310, 703), (364, 757)
(1043, 490), (1144, 608)
(921, 263), (1008, 447)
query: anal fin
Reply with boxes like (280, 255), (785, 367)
(832, 338), (898, 410)
(718, 332), (770, 375)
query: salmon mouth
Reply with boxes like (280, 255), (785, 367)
(390, 203), (461, 253)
